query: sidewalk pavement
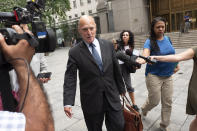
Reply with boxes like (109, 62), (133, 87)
(44, 47), (194, 131)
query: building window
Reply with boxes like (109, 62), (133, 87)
(80, 0), (84, 6)
(69, 16), (72, 19)
(73, 0), (77, 8)
(81, 12), (85, 15)
(75, 14), (78, 18)
(87, 0), (91, 4)
(88, 10), (92, 14)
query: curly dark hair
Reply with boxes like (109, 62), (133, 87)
(149, 17), (166, 53)
(119, 30), (135, 49)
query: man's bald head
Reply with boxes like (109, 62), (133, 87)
(78, 15), (96, 29)
(78, 15), (97, 44)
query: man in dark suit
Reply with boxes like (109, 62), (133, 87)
(63, 15), (126, 131)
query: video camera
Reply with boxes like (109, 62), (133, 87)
(0, 0), (56, 70)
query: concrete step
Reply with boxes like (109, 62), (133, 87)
(135, 42), (197, 49)
(99, 30), (197, 49)
(134, 30), (197, 49)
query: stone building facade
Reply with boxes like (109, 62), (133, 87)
(66, 0), (98, 22)
(150, 0), (197, 32)
(97, 0), (150, 36)
(65, 0), (197, 40)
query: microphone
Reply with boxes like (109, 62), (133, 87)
(138, 55), (157, 64)
(126, 49), (157, 64)
(125, 49), (133, 56)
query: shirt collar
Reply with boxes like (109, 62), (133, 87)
(84, 38), (99, 48)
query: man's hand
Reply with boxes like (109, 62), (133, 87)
(120, 92), (126, 97)
(64, 106), (73, 118)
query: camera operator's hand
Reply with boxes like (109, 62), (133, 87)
(20, 24), (33, 35)
(0, 25), (35, 66)
(0, 25), (54, 131)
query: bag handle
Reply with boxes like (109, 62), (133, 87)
(122, 95), (140, 115)
(122, 95), (132, 107)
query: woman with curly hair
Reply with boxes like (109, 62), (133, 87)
(116, 30), (139, 112)
(137, 17), (179, 131)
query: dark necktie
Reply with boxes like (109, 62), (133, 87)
(90, 43), (103, 71)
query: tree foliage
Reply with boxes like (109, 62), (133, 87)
(45, 0), (71, 27)
(0, 0), (71, 27)
(0, 0), (71, 42)
(0, 0), (26, 11)
(60, 23), (71, 42)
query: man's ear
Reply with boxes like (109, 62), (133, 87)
(78, 28), (81, 36)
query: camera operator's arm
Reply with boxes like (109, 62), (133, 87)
(0, 25), (54, 131)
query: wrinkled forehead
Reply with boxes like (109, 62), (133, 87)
(79, 24), (95, 31)
(80, 23), (96, 30)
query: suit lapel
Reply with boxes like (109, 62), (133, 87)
(79, 41), (98, 67)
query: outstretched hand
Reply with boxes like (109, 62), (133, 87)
(136, 57), (146, 64)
